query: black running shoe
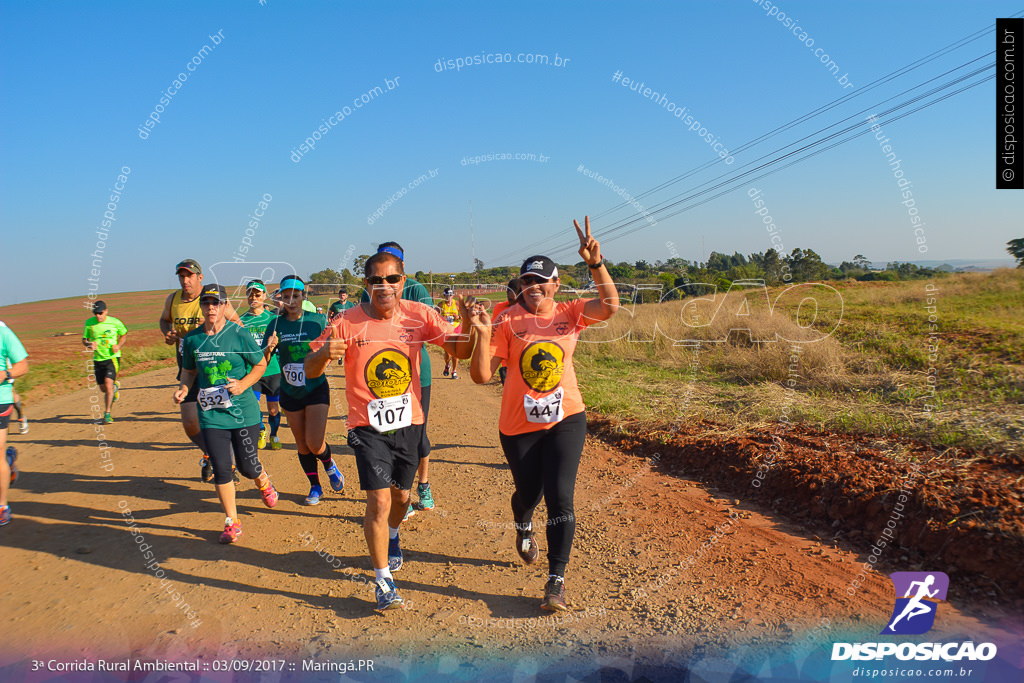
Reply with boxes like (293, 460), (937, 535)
(541, 576), (568, 612)
(516, 527), (539, 565)
(200, 457), (214, 483)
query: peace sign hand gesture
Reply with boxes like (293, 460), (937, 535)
(574, 215), (601, 266)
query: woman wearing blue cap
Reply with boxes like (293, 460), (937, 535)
(263, 275), (345, 505)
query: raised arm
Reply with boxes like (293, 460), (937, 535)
(575, 216), (620, 323)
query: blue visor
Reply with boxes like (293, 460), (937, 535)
(280, 278), (305, 291)
(379, 246), (404, 261)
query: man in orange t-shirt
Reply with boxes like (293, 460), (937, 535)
(467, 216), (620, 612)
(306, 251), (476, 612)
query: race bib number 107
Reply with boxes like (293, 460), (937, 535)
(368, 393), (413, 433)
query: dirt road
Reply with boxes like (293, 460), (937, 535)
(1, 352), (1017, 679)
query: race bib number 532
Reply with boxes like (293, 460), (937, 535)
(524, 387), (564, 424)
(198, 385), (232, 411)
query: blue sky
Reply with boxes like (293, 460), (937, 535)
(1, 0), (1021, 305)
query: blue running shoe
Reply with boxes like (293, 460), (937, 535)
(6, 446), (17, 486)
(374, 576), (403, 611)
(325, 464), (344, 492)
(305, 484), (323, 506)
(0, 505), (10, 526)
(388, 534), (403, 572)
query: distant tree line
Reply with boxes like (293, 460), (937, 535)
(304, 247), (964, 300)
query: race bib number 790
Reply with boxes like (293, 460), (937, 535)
(198, 385), (232, 411)
(524, 387), (564, 424)
(282, 362), (305, 387)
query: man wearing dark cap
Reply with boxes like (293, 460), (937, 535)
(83, 300), (128, 424)
(159, 259), (241, 481)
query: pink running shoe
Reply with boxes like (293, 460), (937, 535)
(259, 482), (279, 508)
(219, 518), (242, 544)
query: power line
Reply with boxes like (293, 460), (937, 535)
(484, 13), (1020, 266)
(542, 73), (994, 262)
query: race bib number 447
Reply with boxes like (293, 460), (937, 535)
(282, 362), (305, 387)
(198, 385), (233, 411)
(524, 387), (564, 424)
(368, 393), (413, 433)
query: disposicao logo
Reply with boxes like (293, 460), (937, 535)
(882, 571), (948, 635)
(831, 571), (997, 663)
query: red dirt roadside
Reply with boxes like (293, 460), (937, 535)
(0, 356), (1018, 672)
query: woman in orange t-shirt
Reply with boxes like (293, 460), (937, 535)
(469, 216), (619, 612)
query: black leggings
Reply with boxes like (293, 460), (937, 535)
(203, 425), (264, 485)
(498, 411), (587, 577)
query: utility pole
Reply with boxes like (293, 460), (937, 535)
(469, 200), (476, 272)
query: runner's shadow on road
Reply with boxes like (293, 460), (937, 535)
(431, 444), (498, 451)
(378, 576), (540, 619)
(21, 415), (115, 425)
(21, 439), (189, 451)
(1, 516), (369, 615)
(429, 456), (507, 470)
(132, 411), (185, 422)
(12, 472), (326, 523)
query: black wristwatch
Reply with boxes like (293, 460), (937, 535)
(587, 261), (605, 270)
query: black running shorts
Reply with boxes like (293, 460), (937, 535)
(279, 381), (330, 413)
(254, 373), (281, 400)
(350, 423), (423, 491)
(93, 358), (118, 384)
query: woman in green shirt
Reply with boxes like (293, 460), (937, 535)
(263, 275), (344, 506)
(175, 284), (279, 544)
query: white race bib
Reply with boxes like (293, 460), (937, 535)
(367, 392), (413, 433)
(282, 362), (306, 387)
(198, 385), (233, 411)
(524, 387), (564, 424)
(524, 387), (565, 423)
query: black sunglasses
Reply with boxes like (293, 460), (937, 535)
(519, 275), (549, 286)
(366, 274), (404, 286)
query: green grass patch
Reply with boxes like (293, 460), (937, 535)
(16, 343), (176, 403)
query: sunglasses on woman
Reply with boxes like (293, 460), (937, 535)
(519, 275), (550, 287)
(366, 274), (404, 286)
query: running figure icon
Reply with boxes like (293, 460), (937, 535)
(882, 571), (949, 635)
(887, 575), (938, 631)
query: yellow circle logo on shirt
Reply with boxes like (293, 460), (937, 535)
(520, 341), (564, 393)
(365, 349), (412, 398)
